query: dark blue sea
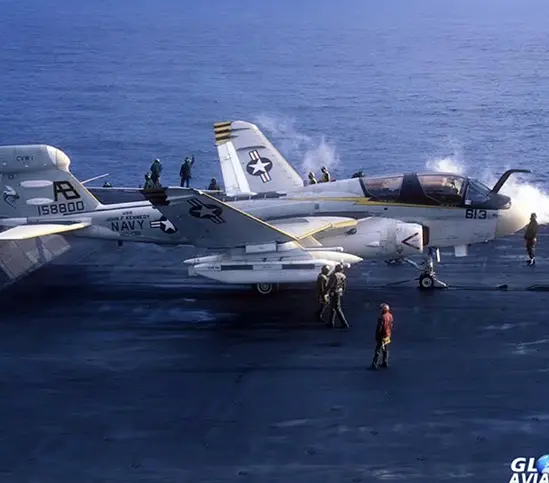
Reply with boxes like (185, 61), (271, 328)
(2, 0), (549, 220)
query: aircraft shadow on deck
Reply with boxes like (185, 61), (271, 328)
(3, 251), (549, 323)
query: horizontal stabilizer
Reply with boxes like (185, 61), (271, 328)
(0, 222), (90, 240)
(142, 188), (297, 249)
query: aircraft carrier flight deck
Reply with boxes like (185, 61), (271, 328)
(0, 228), (548, 482)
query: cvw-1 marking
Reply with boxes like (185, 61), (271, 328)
(37, 201), (85, 216)
(465, 208), (487, 219)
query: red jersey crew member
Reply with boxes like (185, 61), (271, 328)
(370, 303), (394, 370)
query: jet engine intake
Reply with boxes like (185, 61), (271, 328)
(316, 218), (424, 259)
(393, 222), (424, 257)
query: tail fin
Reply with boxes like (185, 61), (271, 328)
(213, 120), (305, 195)
(0, 145), (102, 219)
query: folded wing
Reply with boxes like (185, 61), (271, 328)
(143, 188), (364, 286)
(142, 188), (296, 248)
(213, 120), (305, 195)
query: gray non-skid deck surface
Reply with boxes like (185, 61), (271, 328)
(0, 229), (548, 482)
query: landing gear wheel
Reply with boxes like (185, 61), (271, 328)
(419, 274), (434, 290)
(255, 283), (274, 296)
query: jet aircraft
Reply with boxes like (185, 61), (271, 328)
(0, 125), (531, 296)
(0, 145), (192, 246)
(141, 120), (532, 294)
(0, 145), (359, 284)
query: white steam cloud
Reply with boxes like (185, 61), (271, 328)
(250, 117), (549, 224)
(426, 150), (549, 224)
(254, 115), (340, 177)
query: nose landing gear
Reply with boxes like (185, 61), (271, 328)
(419, 273), (435, 289)
(404, 247), (448, 290)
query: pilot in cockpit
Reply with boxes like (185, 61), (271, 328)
(442, 177), (460, 195)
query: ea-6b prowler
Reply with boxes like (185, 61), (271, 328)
(141, 120), (532, 294)
(0, 122), (531, 295)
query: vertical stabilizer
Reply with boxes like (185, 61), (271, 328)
(0, 145), (102, 219)
(213, 121), (305, 195)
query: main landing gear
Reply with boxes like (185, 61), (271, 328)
(253, 283), (277, 296)
(404, 247), (448, 290)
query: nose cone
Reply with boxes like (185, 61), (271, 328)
(495, 199), (530, 238)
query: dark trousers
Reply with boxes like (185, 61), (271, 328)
(526, 238), (536, 259)
(180, 176), (190, 187)
(328, 293), (349, 328)
(316, 301), (328, 321)
(372, 341), (389, 367)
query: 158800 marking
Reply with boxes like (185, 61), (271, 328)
(37, 201), (85, 216)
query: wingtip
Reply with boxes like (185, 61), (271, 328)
(213, 121), (232, 145)
(213, 121), (231, 128)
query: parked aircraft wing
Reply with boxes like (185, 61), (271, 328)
(0, 222), (90, 240)
(213, 120), (305, 195)
(143, 188), (297, 249)
(270, 216), (358, 240)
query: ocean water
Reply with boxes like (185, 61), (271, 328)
(1, 0), (549, 217)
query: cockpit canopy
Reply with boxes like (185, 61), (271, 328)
(362, 175), (403, 201)
(465, 178), (492, 204)
(417, 174), (466, 204)
(360, 172), (493, 206)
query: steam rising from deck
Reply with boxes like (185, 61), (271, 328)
(251, 116), (549, 223)
(254, 115), (340, 176)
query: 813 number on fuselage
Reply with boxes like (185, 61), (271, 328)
(465, 208), (487, 219)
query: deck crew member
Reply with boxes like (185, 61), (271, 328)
(208, 177), (220, 191)
(524, 213), (539, 266)
(325, 264), (349, 328)
(320, 166), (331, 183)
(150, 158), (163, 186)
(143, 173), (154, 190)
(316, 265), (330, 322)
(180, 156), (195, 187)
(370, 303), (394, 370)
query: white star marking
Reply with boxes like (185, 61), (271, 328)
(161, 219), (176, 231)
(249, 158), (269, 175)
(197, 205), (219, 218)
